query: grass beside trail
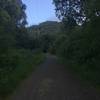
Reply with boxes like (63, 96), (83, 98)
(59, 57), (100, 89)
(0, 49), (45, 99)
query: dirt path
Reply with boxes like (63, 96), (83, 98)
(9, 54), (100, 100)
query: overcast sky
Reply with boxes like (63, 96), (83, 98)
(22, 0), (58, 26)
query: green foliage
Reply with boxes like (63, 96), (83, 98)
(15, 28), (35, 49)
(0, 0), (46, 98)
(53, 0), (100, 86)
(0, 10), (11, 25)
(53, 0), (100, 24)
(53, 0), (85, 24)
(54, 16), (100, 85)
(29, 21), (61, 52)
(0, 0), (27, 26)
(0, 0), (27, 51)
(84, 0), (100, 19)
(0, 50), (45, 98)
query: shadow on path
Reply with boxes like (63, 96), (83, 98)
(9, 54), (100, 100)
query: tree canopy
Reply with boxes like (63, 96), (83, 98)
(53, 0), (100, 25)
(0, 0), (27, 27)
(53, 0), (100, 85)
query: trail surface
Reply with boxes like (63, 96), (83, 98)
(9, 54), (100, 100)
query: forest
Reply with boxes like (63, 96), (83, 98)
(0, 0), (100, 99)
(0, 0), (45, 98)
(52, 0), (100, 85)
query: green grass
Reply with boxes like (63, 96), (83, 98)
(0, 49), (45, 98)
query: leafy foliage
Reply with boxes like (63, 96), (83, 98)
(0, 0), (45, 98)
(0, 0), (27, 26)
(53, 0), (100, 85)
(53, 0), (100, 24)
(53, 0), (86, 24)
(29, 21), (61, 52)
(0, 50), (45, 97)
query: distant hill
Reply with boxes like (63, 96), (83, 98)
(28, 21), (61, 38)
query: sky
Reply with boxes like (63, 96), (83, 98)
(22, 0), (58, 26)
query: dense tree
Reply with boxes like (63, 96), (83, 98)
(53, 0), (100, 85)
(0, 0), (27, 51)
(28, 21), (61, 51)
(0, 0), (27, 27)
(84, 0), (100, 19)
(53, 0), (100, 25)
(53, 0), (86, 24)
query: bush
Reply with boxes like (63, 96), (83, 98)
(55, 17), (100, 85)
(0, 49), (45, 98)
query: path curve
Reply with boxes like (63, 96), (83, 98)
(9, 54), (100, 100)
